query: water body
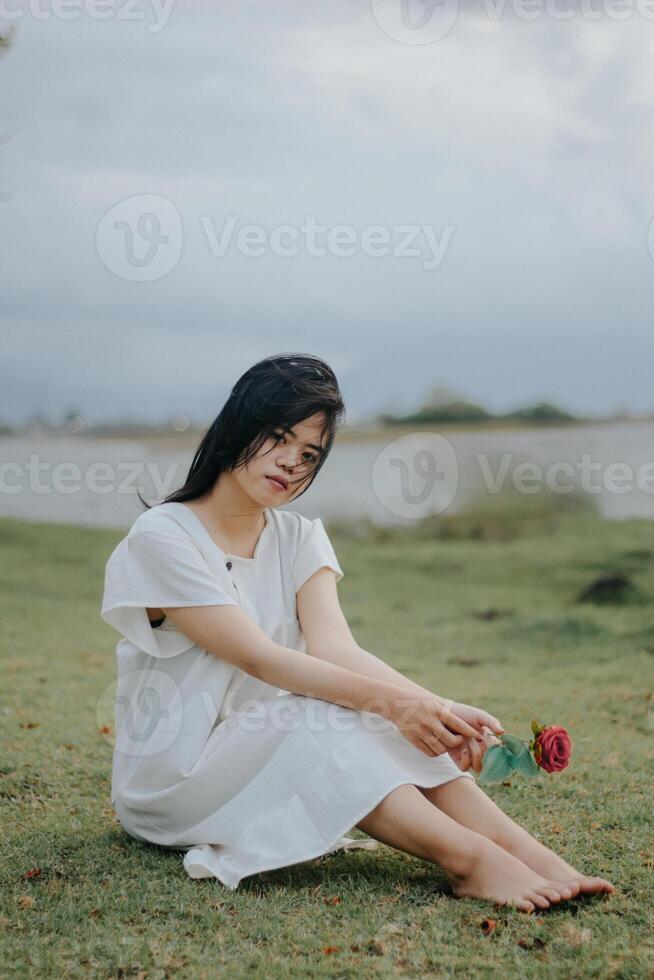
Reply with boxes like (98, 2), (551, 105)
(1, 420), (652, 529)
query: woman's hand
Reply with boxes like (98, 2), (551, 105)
(390, 695), (485, 758)
(449, 726), (501, 773)
(448, 700), (505, 738)
(442, 703), (504, 774)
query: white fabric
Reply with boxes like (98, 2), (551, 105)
(100, 501), (474, 889)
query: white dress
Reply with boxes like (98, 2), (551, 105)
(100, 501), (474, 889)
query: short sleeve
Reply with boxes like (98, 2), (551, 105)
(292, 517), (344, 593)
(100, 528), (239, 659)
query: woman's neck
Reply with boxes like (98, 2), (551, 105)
(187, 475), (266, 555)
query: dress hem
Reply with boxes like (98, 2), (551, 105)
(182, 768), (476, 889)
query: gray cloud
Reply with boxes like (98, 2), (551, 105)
(1, 0), (653, 424)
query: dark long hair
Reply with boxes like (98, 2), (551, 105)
(138, 353), (346, 510)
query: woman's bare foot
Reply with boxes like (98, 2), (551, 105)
(497, 833), (615, 897)
(435, 746), (616, 900)
(447, 837), (582, 913)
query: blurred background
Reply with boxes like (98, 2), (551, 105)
(2, 1), (654, 531)
(2, 8), (654, 972)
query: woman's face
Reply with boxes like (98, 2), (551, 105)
(235, 412), (329, 505)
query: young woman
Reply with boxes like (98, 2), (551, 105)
(101, 353), (614, 912)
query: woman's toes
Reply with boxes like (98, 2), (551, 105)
(578, 876), (613, 894)
(550, 883), (574, 899)
(546, 878), (579, 898)
(530, 892), (551, 909)
(540, 887), (565, 902)
(519, 899), (536, 913)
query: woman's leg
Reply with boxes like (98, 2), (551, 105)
(419, 777), (614, 895)
(354, 779), (582, 912)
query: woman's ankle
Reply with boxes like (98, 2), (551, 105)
(435, 830), (487, 881)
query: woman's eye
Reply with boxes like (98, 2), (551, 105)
(272, 432), (316, 464)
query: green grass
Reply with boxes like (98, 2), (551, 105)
(1, 512), (653, 978)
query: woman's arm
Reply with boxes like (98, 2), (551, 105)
(297, 568), (504, 735)
(297, 569), (450, 702)
(296, 569), (504, 767)
(319, 642), (504, 736)
(315, 633), (443, 704)
(161, 602), (483, 755)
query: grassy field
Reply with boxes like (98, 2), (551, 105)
(1, 507), (653, 978)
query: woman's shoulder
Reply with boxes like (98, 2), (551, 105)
(271, 507), (313, 529)
(127, 502), (188, 540)
(269, 507), (322, 549)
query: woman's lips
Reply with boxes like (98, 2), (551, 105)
(265, 476), (287, 492)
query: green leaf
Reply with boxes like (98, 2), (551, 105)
(512, 744), (541, 778)
(500, 732), (527, 756)
(531, 718), (542, 736)
(478, 745), (514, 785)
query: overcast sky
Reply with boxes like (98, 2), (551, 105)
(2, 1), (654, 426)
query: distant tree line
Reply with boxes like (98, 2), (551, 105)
(378, 388), (577, 426)
(0, 25), (14, 53)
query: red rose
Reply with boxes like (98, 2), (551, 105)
(533, 725), (572, 773)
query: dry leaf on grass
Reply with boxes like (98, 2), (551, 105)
(561, 923), (592, 946)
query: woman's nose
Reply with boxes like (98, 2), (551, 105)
(278, 450), (299, 469)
